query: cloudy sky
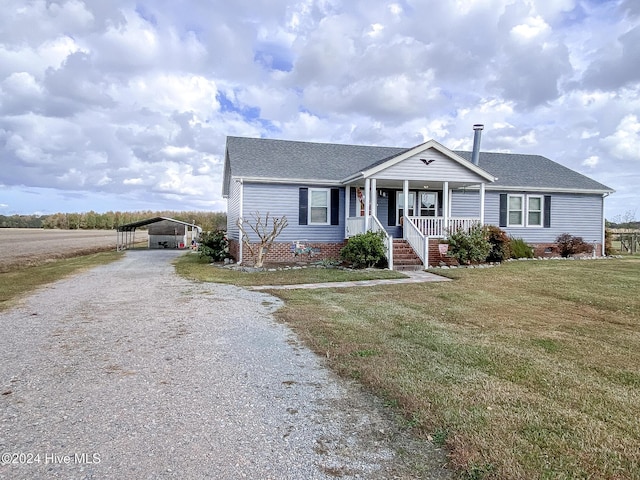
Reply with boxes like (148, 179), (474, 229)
(0, 0), (638, 220)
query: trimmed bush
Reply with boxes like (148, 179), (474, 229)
(510, 237), (534, 259)
(198, 230), (229, 261)
(447, 225), (491, 265)
(340, 231), (387, 268)
(485, 225), (511, 262)
(556, 233), (593, 257)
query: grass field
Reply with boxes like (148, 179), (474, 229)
(264, 259), (640, 479)
(0, 251), (124, 311)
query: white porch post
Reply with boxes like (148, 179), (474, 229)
(364, 178), (371, 231)
(443, 181), (449, 237)
(345, 185), (351, 237)
(403, 180), (409, 239)
(370, 179), (377, 218)
(479, 182), (486, 225)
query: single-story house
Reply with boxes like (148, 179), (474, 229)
(222, 128), (614, 269)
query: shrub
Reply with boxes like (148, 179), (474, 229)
(485, 225), (511, 262)
(604, 229), (613, 256)
(447, 224), (491, 265)
(340, 231), (387, 268)
(198, 230), (229, 261)
(555, 233), (593, 257)
(510, 237), (534, 259)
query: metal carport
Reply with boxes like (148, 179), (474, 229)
(116, 217), (202, 251)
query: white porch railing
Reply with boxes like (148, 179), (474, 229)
(345, 216), (393, 269)
(346, 216), (366, 237)
(404, 215), (428, 268)
(407, 217), (480, 237)
(371, 216), (393, 270)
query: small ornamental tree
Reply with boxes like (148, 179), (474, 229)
(237, 212), (288, 268)
(447, 224), (491, 265)
(340, 231), (387, 268)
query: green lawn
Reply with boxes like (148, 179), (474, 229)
(267, 259), (640, 479)
(173, 253), (406, 286)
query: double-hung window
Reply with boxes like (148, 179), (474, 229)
(309, 188), (330, 224)
(507, 195), (524, 227)
(527, 196), (543, 227)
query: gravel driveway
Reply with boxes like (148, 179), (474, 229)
(0, 250), (450, 479)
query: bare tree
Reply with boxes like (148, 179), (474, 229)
(237, 212), (288, 267)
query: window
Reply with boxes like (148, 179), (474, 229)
(508, 195), (524, 226)
(419, 192), (437, 217)
(500, 194), (550, 229)
(527, 196), (543, 227)
(309, 188), (329, 224)
(396, 192), (415, 225)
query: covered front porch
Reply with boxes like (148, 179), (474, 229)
(344, 179), (486, 269)
(339, 138), (495, 269)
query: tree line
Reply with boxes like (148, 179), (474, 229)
(1, 211), (227, 232)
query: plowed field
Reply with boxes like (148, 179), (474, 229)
(0, 229), (148, 272)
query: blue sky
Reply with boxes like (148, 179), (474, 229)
(0, 0), (638, 221)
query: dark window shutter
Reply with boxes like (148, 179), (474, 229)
(330, 188), (340, 225)
(388, 191), (396, 226)
(499, 194), (507, 227)
(544, 195), (551, 228)
(299, 188), (308, 225)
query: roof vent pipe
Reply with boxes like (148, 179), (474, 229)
(471, 124), (484, 166)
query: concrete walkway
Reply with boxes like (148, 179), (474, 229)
(249, 269), (450, 290)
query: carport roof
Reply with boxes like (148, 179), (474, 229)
(117, 217), (201, 232)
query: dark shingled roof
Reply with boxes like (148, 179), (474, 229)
(455, 151), (613, 192)
(225, 136), (613, 193)
(225, 136), (406, 181)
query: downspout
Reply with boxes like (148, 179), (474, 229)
(602, 192), (609, 257)
(238, 178), (244, 264)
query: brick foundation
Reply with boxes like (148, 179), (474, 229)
(228, 239), (347, 265)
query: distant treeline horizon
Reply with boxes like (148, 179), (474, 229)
(0, 211), (227, 232)
(1, 212), (637, 232)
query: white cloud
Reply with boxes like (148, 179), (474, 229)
(602, 114), (640, 161)
(582, 156), (599, 168)
(0, 0), (635, 218)
(510, 16), (550, 40)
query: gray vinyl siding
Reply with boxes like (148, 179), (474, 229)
(484, 191), (604, 244)
(373, 149), (486, 183)
(241, 183), (345, 242)
(451, 190), (481, 217)
(226, 178), (242, 241)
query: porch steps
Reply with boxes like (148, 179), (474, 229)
(392, 239), (460, 270)
(392, 240), (424, 271)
